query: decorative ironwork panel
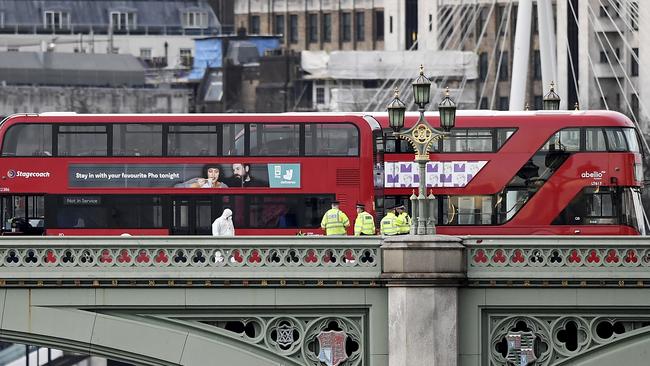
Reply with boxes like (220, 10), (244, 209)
(486, 310), (650, 365)
(189, 312), (366, 366)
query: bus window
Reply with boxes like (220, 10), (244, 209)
(113, 124), (162, 156)
(250, 124), (300, 156)
(541, 128), (579, 152)
(1, 124), (52, 156)
(57, 125), (108, 156)
(305, 123), (359, 156)
(443, 129), (493, 152)
(585, 128), (607, 151)
(496, 128), (516, 150)
(442, 196), (493, 225)
(605, 128), (627, 151)
(623, 128), (640, 153)
(222, 124), (245, 156)
(167, 125), (218, 156)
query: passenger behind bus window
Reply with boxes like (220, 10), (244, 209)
(223, 163), (268, 187)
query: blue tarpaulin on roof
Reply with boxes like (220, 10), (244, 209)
(188, 38), (223, 80)
(188, 37), (281, 81)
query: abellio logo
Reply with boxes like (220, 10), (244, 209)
(6, 170), (16, 178)
(580, 170), (605, 179)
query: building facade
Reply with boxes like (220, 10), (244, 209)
(0, 0), (221, 71)
(234, 0), (385, 52)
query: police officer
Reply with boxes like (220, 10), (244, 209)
(354, 203), (376, 236)
(320, 201), (350, 236)
(380, 206), (399, 236)
(395, 205), (412, 235)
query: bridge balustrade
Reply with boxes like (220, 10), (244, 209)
(0, 236), (382, 287)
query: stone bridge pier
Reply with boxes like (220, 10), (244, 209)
(382, 235), (465, 366)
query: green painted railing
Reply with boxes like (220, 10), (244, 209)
(465, 236), (650, 285)
(0, 236), (383, 285)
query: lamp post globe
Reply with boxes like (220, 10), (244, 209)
(412, 64), (431, 107)
(387, 89), (406, 132)
(438, 87), (457, 132)
(543, 82), (561, 110)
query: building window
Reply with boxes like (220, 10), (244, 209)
(289, 14), (298, 43)
(429, 14), (433, 31)
(315, 81), (326, 105)
(341, 12), (352, 42)
(600, 51), (607, 63)
(308, 14), (318, 43)
(44, 11), (70, 30)
(355, 11), (365, 41)
(496, 5), (506, 35)
(250, 15), (260, 34)
(533, 50), (541, 80)
(374, 10), (384, 40)
(274, 15), (285, 40)
(479, 97), (488, 109)
(0, 12), (4, 28)
(322, 13), (332, 42)
(632, 93), (639, 119)
(499, 97), (509, 111)
(631, 48), (639, 76)
(389, 16), (393, 33)
(498, 51), (509, 81)
(479, 52), (488, 81)
(111, 11), (137, 31)
(182, 11), (208, 28)
(180, 48), (192, 67)
(476, 7), (486, 36)
(140, 48), (152, 60)
(599, 5), (608, 17)
(630, 2), (638, 30)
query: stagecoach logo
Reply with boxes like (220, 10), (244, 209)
(6, 169), (50, 179)
(505, 331), (537, 366)
(317, 330), (348, 366)
(580, 170), (606, 179)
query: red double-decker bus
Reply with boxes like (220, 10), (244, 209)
(0, 113), (381, 236)
(373, 110), (646, 235)
(0, 110), (645, 236)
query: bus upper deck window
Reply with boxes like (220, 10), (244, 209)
(2, 124), (52, 157)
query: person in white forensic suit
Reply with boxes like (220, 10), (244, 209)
(212, 208), (235, 236)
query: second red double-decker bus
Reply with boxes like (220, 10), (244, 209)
(373, 110), (646, 235)
(0, 112), (381, 236)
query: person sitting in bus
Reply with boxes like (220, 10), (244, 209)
(212, 208), (235, 236)
(224, 163), (268, 188)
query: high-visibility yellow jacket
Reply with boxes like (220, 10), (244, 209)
(396, 212), (412, 234)
(380, 212), (399, 236)
(354, 211), (376, 236)
(320, 208), (350, 235)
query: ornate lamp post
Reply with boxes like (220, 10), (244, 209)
(386, 65), (457, 235)
(543, 82), (561, 110)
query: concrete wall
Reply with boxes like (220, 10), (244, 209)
(0, 86), (191, 115)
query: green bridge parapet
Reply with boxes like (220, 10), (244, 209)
(0, 236), (382, 286)
(465, 235), (650, 286)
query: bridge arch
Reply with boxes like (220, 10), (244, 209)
(0, 291), (289, 365)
